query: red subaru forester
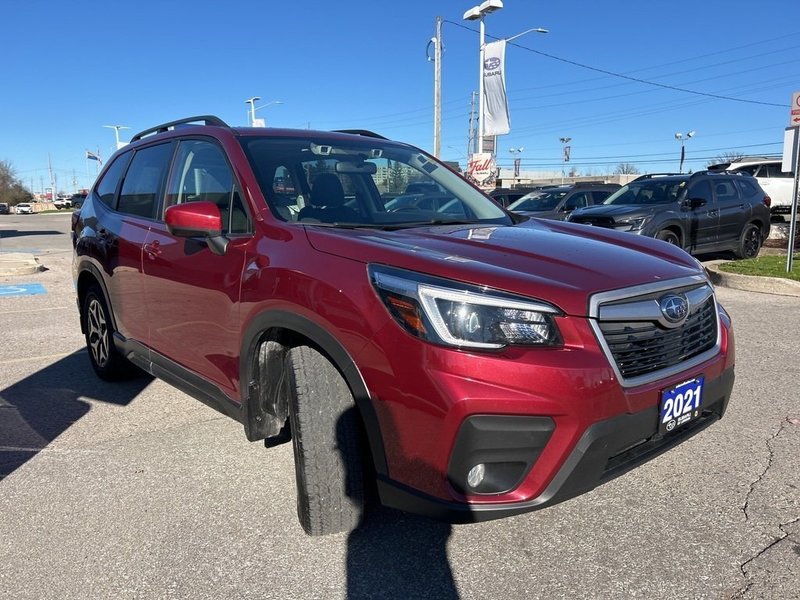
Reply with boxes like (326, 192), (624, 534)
(72, 116), (735, 535)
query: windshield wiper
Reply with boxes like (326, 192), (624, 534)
(299, 218), (480, 231)
(379, 218), (479, 230)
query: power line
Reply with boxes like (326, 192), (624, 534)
(443, 19), (789, 108)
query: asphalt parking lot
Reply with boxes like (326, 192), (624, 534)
(1, 213), (798, 600)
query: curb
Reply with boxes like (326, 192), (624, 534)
(705, 260), (800, 297)
(0, 253), (42, 277)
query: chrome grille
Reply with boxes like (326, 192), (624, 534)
(589, 278), (720, 385)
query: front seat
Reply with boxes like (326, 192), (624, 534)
(298, 173), (359, 223)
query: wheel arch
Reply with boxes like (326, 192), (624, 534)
(654, 220), (686, 246)
(76, 263), (115, 335)
(240, 310), (388, 476)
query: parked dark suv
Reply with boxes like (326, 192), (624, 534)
(72, 116), (735, 536)
(568, 172), (771, 258)
(508, 183), (621, 220)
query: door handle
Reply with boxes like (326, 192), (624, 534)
(708, 210), (719, 217)
(143, 240), (161, 258)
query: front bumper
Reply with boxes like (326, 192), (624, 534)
(377, 365), (734, 523)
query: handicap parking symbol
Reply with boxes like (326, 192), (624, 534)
(0, 283), (47, 297)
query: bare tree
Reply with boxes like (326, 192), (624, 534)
(0, 160), (33, 205)
(708, 151), (744, 167)
(614, 162), (640, 175)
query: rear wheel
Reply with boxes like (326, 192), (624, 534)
(656, 229), (680, 247)
(285, 345), (365, 536)
(82, 285), (133, 380)
(735, 223), (761, 259)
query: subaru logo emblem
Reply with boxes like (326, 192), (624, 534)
(659, 294), (689, 325)
(484, 57), (501, 70)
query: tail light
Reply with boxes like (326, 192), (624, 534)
(763, 195), (771, 208)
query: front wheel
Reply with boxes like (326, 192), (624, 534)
(734, 223), (761, 259)
(656, 229), (680, 247)
(286, 346), (365, 536)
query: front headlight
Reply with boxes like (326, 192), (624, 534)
(616, 216), (650, 231)
(370, 266), (563, 349)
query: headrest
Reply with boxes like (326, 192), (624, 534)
(311, 173), (345, 207)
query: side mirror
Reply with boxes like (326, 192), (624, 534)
(165, 201), (228, 255)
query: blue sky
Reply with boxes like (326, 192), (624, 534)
(2, 0), (798, 193)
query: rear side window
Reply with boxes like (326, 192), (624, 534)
(118, 144), (173, 218)
(712, 179), (740, 202)
(735, 178), (761, 198)
(95, 152), (131, 207)
(759, 163), (792, 178)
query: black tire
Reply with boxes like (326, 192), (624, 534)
(656, 229), (680, 247)
(734, 223), (762, 259)
(286, 345), (364, 536)
(82, 285), (133, 381)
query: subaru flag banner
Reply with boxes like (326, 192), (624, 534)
(85, 151), (101, 162)
(483, 40), (510, 137)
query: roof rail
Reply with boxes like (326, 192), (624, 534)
(332, 129), (388, 140)
(130, 115), (229, 142)
(695, 169), (752, 177)
(632, 173), (684, 181)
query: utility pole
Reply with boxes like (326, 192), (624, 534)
(467, 91), (478, 156)
(432, 16), (443, 158)
(48, 154), (55, 202)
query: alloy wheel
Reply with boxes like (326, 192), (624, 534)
(87, 298), (110, 368)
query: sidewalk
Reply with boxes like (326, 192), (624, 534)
(0, 252), (43, 276)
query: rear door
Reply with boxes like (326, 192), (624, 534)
(106, 144), (173, 345)
(712, 178), (749, 245)
(141, 138), (253, 400)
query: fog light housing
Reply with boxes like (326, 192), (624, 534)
(467, 464), (486, 489)
(448, 415), (555, 495)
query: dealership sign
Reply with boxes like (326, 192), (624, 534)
(468, 153), (496, 185)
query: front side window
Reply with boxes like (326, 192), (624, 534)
(508, 190), (567, 212)
(165, 140), (251, 234)
(563, 191), (591, 211)
(241, 136), (509, 228)
(118, 144), (172, 218)
(687, 180), (712, 203)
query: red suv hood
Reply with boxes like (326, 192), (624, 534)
(304, 219), (704, 316)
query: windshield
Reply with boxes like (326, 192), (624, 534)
(240, 136), (510, 229)
(508, 190), (568, 212)
(603, 179), (687, 205)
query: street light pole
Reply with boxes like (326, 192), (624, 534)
(509, 147), (524, 184)
(463, 1), (548, 157)
(464, 0), (504, 155)
(245, 97), (283, 127)
(675, 130), (695, 173)
(245, 96), (261, 127)
(559, 137), (571, 184)
(428, 16), (443, 158)
(103, 125), (130, 151)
